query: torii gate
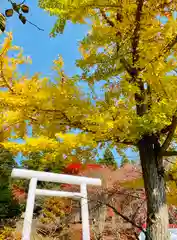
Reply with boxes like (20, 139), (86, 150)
(11, 168), (102, 240)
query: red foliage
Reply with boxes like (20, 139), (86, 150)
(60, 183), (72, 189)
(62, 163), (103, 190)
(64, 163), (103, 174)
(169, 224), (177, 228)
(86, 164), (103, 169)
(164, 12), (171, 18)
(12, 185), (26, 203)
(108, 208), (114, 217)
(66, 163), (82, 170)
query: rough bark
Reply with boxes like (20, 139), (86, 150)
(138, 136), (169, 240)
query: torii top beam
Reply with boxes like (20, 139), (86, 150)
(11, 168), (101, 186)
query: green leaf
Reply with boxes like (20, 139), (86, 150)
(50, 17), (66, 37)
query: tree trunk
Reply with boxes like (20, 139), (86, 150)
(138, 136), (169, 240)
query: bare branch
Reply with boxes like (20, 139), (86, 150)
(8, 0), (44, 31)
(131, 200), (145, 222)
(160, 115), (177, 154)
(164, 158), (176, 165)
(8, 0), (26, 5)
(19, 0), (26, 5)
(26, 20), (44, 31)
(99, 201), (147, 235)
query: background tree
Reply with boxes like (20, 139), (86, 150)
(21, 151), (66, 173)
(120, 155), (130, 167)
(0, 145), (21, 222)
(98, 148), (117, 169)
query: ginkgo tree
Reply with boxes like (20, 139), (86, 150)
(0, 32), (96, 165)
(37, 1), (177, 239)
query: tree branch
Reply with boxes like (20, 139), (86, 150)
(81, 4), (120, 9)
(132, 0), (144, 65)
(163, 151), (177, 156)
(114, 137), (134, 145)
(160, 115), (177, 154)
(28, 107), (135, 146)
(8, 0), (26, 5)
(164, 158), (176, 165)
(160, 124), (174, 134)
(120, 59), (136, 76)
(100, 9), (114, 27)
(141, 34), (177, 73)
(131, 200), (145, 222)
(100, 8), (134, 77)
(99, 201), (147, 235)
(131, 0), (147, 117)
(9, 0), (44, 31)
(0, 60), (14, 93)
(26, 20), (44, 31)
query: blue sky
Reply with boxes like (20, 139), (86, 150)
(1, 0), (138, 164)
(1, 0), (89, 76)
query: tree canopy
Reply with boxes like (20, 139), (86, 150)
(0, 33), (95, 162)
(120, 155), (130, 167)
(37, 0), (177, 166)
(2, 24), (177, 164)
